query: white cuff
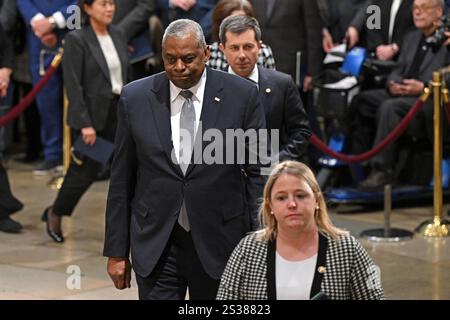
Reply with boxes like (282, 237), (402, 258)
(52, 12), (66, 29)
(30, 13), (45, 25)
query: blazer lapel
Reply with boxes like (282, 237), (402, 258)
(109, 27), (128, 84)
(310, 232), (328, 298)
(185, 67), (223, 176)
(257, 66), (273, 115)
(85, 26), (111, 83)
(150, 73), (183, 176)
(267, 237), (277, 300)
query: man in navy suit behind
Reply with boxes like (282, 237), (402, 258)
(219, 15), (312, 164)
(104, 19), (267, 300)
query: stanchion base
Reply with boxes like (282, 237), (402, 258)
(415, 219), (449, 237)
(360, 228), (414, 242)
(47, 175), (64, 190)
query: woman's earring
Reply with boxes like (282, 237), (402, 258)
(315, 205), (320, 216)
(270, 211), (274, 215)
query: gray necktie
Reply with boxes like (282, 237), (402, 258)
(178, 90), (195, 231)
(266, 0), (276, 18)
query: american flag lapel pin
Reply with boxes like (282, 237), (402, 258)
(214, 97), (221, 102)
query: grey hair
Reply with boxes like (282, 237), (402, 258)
(431, 0), (445, 10)
(219, 15), (261, 45)
(162, 19), (206, 50)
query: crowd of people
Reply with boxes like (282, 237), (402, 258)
(1, 0), (449, 300)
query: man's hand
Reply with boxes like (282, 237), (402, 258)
(345, 26), (359, 49)
(170, 0), (196, 11)
(389, 79), (424, 96)
(322, 28), (336, 53)
(81, 127), (97, 145)
(0, 68), (12, 98)
(107, 257), (132, 290)
(32, 17), (54, 38)
(376, 44), (399, 61)
(41, 32), (57, 48)
(303, 75), (313, 92)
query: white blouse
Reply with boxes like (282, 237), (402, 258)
(96, 34), (123, 95)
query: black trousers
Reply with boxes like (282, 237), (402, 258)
(135, 224), (221, 300)
(0, 163), (23, 219)
(350, 89), (423, 171)
(52, 101), (117, 216)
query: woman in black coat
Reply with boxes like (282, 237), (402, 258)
(42, 0), (128, 243)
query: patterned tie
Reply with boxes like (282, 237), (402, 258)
(266, 0), (276, 18)
(178, 90), (195, 231)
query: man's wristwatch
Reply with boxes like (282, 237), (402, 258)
(48, 16), (57, 29)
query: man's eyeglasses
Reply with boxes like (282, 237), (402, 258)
(412, 4), (438, 13)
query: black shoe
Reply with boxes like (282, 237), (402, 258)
(33, 159), (63, 175)
(360, 170), (394, 190)
(41, 207), (64, 243)
(0, 216), (23, 233)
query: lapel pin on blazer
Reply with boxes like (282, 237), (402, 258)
(214, 97), (221, 102)
(265, 88), (272, 94)
(317, 266), (326, 273)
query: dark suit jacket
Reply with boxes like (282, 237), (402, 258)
(251, 0), (324, 79)
(350, 0), (415, 52)
(0, 0), (18, 32)
(387, 30), (450, 85)
(257, 66), (311, 161)
(63, 25), (128, 131)
(113, 0), (155, 42)
(0, 24), (13, 68)
(103, 67), (267, 279)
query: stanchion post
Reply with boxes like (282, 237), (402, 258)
(417, 71), (449, 237)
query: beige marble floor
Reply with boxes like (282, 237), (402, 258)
(1, 161), (449, 300)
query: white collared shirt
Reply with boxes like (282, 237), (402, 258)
(228, 65), (259, 88)
(170, 68), (207, 163)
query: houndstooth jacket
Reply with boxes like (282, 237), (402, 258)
(216, 232), (384, 300)
(207, 42), (276, 72)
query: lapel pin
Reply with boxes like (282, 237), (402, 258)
(265, 88), (272, 94)
(214, 97), (221, 102)
(317, 266), (326, 274)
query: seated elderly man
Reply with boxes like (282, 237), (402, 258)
(351, 0), (450, 188)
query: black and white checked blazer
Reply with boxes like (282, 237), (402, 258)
(216, 232), (384, 300)
(207, 42), (276, 72)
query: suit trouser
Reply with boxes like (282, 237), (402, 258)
(351, 89), (423, 171)
(27, 32), (62, 161)
(0, 164), (23, 220)
(52, 102), (117, 216)
(135, 223), (221, 300)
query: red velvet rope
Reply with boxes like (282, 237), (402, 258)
(309, 98), (426, 164)
(0, 62), (60, 128)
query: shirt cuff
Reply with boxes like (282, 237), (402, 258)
(52, 12), (66, 29)
(31, 13), (45, 25)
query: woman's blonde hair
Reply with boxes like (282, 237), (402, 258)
(257, 161), (346, 241)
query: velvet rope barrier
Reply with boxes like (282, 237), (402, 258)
(0, 50), (63, 128)
(309, 91), (430, 164)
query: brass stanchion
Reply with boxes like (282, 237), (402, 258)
(47, 88), (70, 189)
(416, 71), (449, 237)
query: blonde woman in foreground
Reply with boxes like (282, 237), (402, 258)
(217, 161), (384, 300)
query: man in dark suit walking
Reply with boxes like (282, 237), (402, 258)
(351, 0), (450, 188)
(218, 15), (311, 163)
(104, 19), (267, 300)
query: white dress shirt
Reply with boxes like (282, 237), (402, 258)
(228, 65), (259, 88)
(170, 68), (207, 163)
(97, 34), (124, 95)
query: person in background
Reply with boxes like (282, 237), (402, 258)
(207, 0), (275, 72)
(219, 15), (310, 163)
(41, 0), (128, 243)
(217, 160), (385, 300)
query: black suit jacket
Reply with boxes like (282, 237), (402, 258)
(63, 25), (128, 131)
(257, 66), (311, 161)
(251, 0), (324, 79)
(351, 0), (415, 51)
(0, 24), (13, 69)
(103, 67), (267, 278)
(112, 0), (155, 42)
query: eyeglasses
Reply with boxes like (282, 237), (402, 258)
(412, 4), (438, 13)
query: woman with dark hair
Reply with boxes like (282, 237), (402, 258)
(217, 161), (384, 300)
(41, 0), (128, 243)
(207, 0), (275, 71)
